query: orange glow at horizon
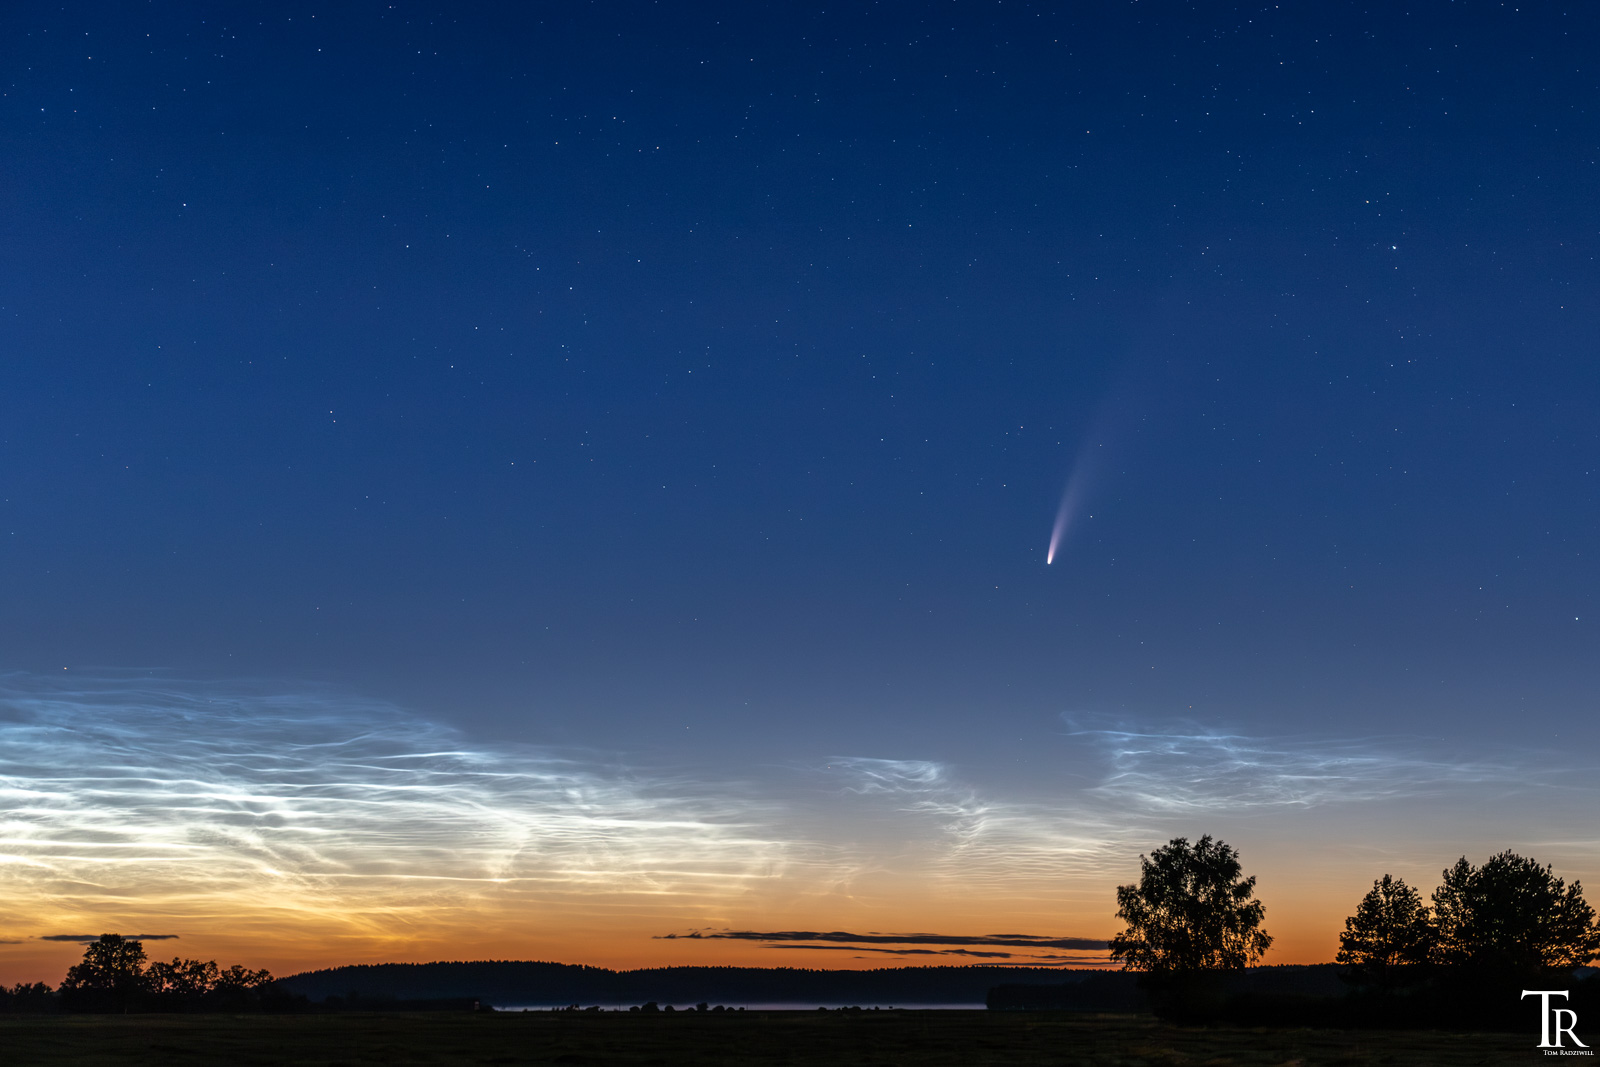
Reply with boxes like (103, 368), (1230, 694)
(5, 845), (1583, 987)
(3, 870), (1484, 991)
(3, 677), (1596, 988)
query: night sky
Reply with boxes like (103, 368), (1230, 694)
(3, 1), (1598, 981)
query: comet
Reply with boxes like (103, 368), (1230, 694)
(1046, 451), (1096, 564)
(1045, 477), (1080, 564)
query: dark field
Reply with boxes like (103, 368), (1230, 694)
(0, 1011), (1542, 1066)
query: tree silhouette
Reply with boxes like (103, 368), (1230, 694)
(208, 964), (278, 1010)
(1110, 835), (1272, 973)
(145, 957), (220, 1007)
(57, 936), (281, 1013)
(1431, 851), (1600, 974)
(0, 981), (56, 1014)
(1336, 875), (1434, 989)
(59, 935), (148, 1013)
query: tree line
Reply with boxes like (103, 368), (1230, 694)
(0, 934), (289, 1014)
(1107, 835), (1600, 1027)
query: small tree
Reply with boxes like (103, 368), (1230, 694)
(0, 981), (57, 1015)
(59, 935), (148, 1012)
(210, 964), (277, 1010)
(1110, 835), (1273, 972)
(1336, 874), (1434, 988)
(1431, 851), (1600, 974)
(146, 958), (220, 1009)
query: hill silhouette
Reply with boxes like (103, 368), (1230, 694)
(280, 961), (1098, 1007)
(279, 960), (1354, 1010)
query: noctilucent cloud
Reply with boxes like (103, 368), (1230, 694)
(2, 2), (1598, 981)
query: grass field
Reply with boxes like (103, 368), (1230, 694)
(0, 1010), (1551, 1066)
(0, 1011), (1546, 1067)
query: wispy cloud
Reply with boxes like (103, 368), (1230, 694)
(825, 758), (946, 796)
(1067, 720), (1565, 813)
(819, 756), (1151, 889)
(0, 673), (797, 941)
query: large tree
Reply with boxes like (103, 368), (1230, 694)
(59, 934), (148, 1012)
(1110, 835), (1273, 972)
(1335, 874), (1435, 986)
(1431, 851), (1600, 973)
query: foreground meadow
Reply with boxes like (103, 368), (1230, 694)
(0, 1010), (1539, 1066)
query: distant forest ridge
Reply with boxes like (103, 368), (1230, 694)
(277, 961), (1347, 1007)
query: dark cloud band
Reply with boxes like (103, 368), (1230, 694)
(39, 934), (180, 942)
(764, 945), (1111, 965)
(659, 930), (1110, 950)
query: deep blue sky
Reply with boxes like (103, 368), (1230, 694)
(4, 0), (1598, 785)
